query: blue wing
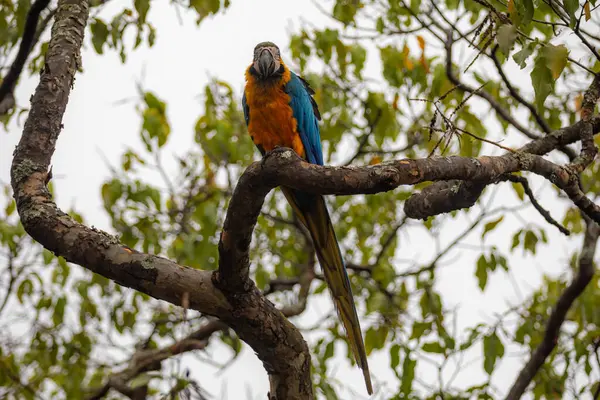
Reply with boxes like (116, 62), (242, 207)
(284, 72), (323, 166)
(242, 91), (250, 126)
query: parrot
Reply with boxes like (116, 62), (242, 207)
(242, 41), (373, 395)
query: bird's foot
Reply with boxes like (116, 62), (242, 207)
(261, 146), (291, 169)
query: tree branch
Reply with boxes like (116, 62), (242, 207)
(505, 218), (600, 400)
(405, 117), (600, 219)
(10, 2), (600, 399)
(569, 73), (600, 174)
(0, 0), (51, 114)
(9, 2), (311, 399)
(405, 179), (487, 219)
(445, 30), (540, 141)
(490, 46), (551, 135)
(505, 175), (570, 235)
(87, 319), (227, 400)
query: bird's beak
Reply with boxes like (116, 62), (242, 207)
(254, 49), (280, 77)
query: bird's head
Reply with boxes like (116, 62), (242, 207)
(250, 41), (284, 79)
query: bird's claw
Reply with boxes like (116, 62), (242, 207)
(260, 146), (289, 169)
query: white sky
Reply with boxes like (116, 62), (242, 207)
(0, 1), (597, 399)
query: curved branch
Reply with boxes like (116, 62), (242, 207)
(405, 117), (600, 219)
(505, 218), (600, 400)
(10, 2), (311, 399)
(10, 2), (600, 399)
(225, 136), (600, 226)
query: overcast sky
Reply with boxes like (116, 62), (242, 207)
(0, 0), (594, 399)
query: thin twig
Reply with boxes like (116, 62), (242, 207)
(444, 30), (540, 141)
(505, 175), (570, 235)
(490, 46), (552, 134)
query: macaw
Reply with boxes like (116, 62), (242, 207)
(242, 41), (373, 395)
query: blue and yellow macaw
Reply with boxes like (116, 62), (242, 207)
(242, 42), (373, 395)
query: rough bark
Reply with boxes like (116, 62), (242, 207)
(10, 1), (311, 398)
(9, 0), (600, 399)
(404, 118), (600, 219)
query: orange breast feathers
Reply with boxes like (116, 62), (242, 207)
(244, 66), (305, 158)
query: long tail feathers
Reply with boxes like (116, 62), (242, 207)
(281, 188), (373, 395)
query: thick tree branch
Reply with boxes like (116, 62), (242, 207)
(0, 0), (51, 114)
(405, 179), (487, 219)
(234, 131), (600, 223)
(10, 2), (600, 399)
(505, 218), (600, 400)
(405, 117), (600, 219)
(9, 2), (311, 399)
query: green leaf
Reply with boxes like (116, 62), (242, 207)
(483, 331), (505, 375)
(189, 0), (225, 23)
(531, 56), (554, 109)
(521, 0), (534, 26)
(411, 0), (422, 12)
(323, 341), (334, 362)
(350, 45), (367, 78)
(460, 325), (483, 350)
(511, 181), (525, 200)
(543, 44), (569, 80)
(390, 343), (401, 370)
(497, 24), (517, 55)
(513, 42), (536, 69)
(422, 341), (445, 353)
(523, 229), (539, 254)
(52, 296), (66, 325)
(332, 1), (359, 25)
(400, 350), (416, 394)
(320, 381), (339, 400)
(410, 321), (432, 340)
(4, 200), (15, 216)
(511, 229), (523, 250)
(134, 0), (150, 23)
(475, 254), (488, 291)
(42, 249), (54, 265)
(90, 19), (109, 54)
(563, 207), (584, 233)
(364, 326), (389, 354)
(563, 0), (579, 25)
(366, 291), (388, 314)
(482, 216), (504, 239)
(101, 179), (123, 210)
(142, 94), (171, 148)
